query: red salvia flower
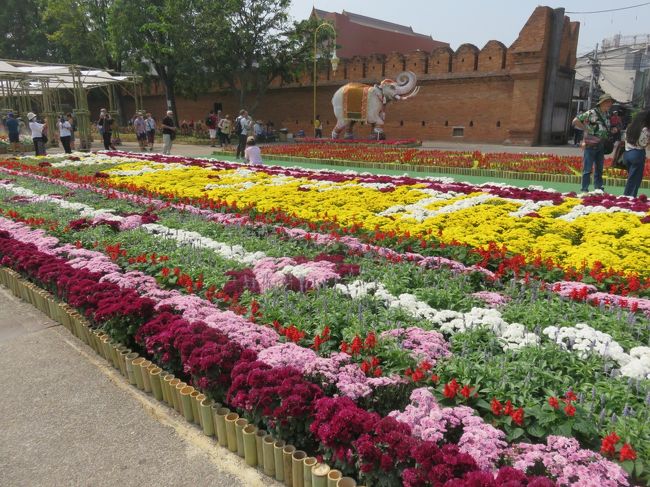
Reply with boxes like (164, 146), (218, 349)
(619, 443), (636, 462)
(511, 407), (525, 426)
(460, 385), (473, 399)
(503, 400), (514, 416)
(491, 398), (503, 416)
(564, 403), (576, 417)
(443, 378), (460, 399)
(600, 432), (620, 456)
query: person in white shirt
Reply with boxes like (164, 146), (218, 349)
(58, 113), (73, 154)
(244, 136), (263, 164)
(623, 110), (649, 197)
(28, 112), (47, 156)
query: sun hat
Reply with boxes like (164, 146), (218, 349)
(27, 112), (36, 121)
(597, 93), (614, 105)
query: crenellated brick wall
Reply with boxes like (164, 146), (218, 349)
(112, 6), (579, 145)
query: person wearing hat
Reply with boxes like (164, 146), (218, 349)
(244, 135), (263, 165)
(4, 112), (21, 155)
(572, 94), (617, 193)
(28, 112), (47, 156)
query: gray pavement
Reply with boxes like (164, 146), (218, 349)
(0, 285), (277, 487)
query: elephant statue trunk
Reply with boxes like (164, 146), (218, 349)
(394, 71), (417, 96)
(331, 71), (419, 140)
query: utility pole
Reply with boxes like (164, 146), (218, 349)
(587, 43), (599, 109)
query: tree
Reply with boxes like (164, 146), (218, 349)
(204, 0), (334, 114)
(0, 0), (51, 61)
(109, 0), (216, 119)
(43, 0), (119, 69)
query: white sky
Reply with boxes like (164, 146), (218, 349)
(290, 0), (650, 55)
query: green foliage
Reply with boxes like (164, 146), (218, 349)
(200, 0), (335, 111)
(0, 0), (52, 60)
(43, 0), (117, 68)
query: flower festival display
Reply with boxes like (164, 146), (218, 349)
(0, 149), (649, 486)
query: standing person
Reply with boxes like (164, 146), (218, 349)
(573, 110), (583, 147)
(206, 110), (218, 147)
(161, 110), (176, 155)
(610, 111), (622, 142)
(244, 136), (263, 164)
(622, 110), (649, 198)
(218, 114), (232, 149)
(235, 109), (252, 159)
(98, 109), (116, 150)
(145, 112), (156, 151)
(4, 112), (21, 155)
(314, 114), (322, 138)
(57, 113), (73, 154)
(69, 113), (77, 150)
(572, 93), (617, 193)
(28, 112), (47, 156)
(133, 112), (147, 151)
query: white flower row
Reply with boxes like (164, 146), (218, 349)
(335, 280), (539, 351)
(556, 204), (645, 222)
(338, 279), (650, 380)
(140, 224), (266, 265)
(544, 324), (650, 379)
(1, 180), (269, 266)
(378, 188), (459, 218)
(1, 182), (121, 221)
(508, 199), (556, 218)
(108, 162), (188, 176)
(50, 152), (140, 168)
(383, 193), (495, 223)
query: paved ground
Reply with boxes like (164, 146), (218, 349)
(0, 285), (278, 487)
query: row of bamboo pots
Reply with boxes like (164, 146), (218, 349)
(0, 267), (362, 487)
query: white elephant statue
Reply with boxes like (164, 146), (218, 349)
(331, 71), (420, 139)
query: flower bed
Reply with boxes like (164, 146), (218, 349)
(260, 144), (649, 181)
(77, 151), (650, 281)
(293, 137), (422, 147)
(1, 151), (650, 485)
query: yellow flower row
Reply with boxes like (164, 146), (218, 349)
(106, 162), (650, 276)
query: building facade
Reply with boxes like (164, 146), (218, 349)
(117, 6), (579, 145)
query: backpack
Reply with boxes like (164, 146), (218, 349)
(234, 118), (243, 135)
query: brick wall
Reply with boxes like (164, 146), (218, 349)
(111, 6), (578, 145)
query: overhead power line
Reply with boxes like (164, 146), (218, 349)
(566, 2), (650, 14)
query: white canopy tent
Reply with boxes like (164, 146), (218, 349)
(0, 59), (141, 150)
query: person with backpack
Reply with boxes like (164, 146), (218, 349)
(572, 93), (618, 194)
(206, 110), (218, 147)
(623, 110), (649, 198)
(235, 109), (252, 159)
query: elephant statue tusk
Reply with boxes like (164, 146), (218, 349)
(400, 86), (420, 100)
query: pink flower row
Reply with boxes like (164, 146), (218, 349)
(0, 215), (404, 400)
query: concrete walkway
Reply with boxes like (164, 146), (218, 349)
(0, 284), (277, 487)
